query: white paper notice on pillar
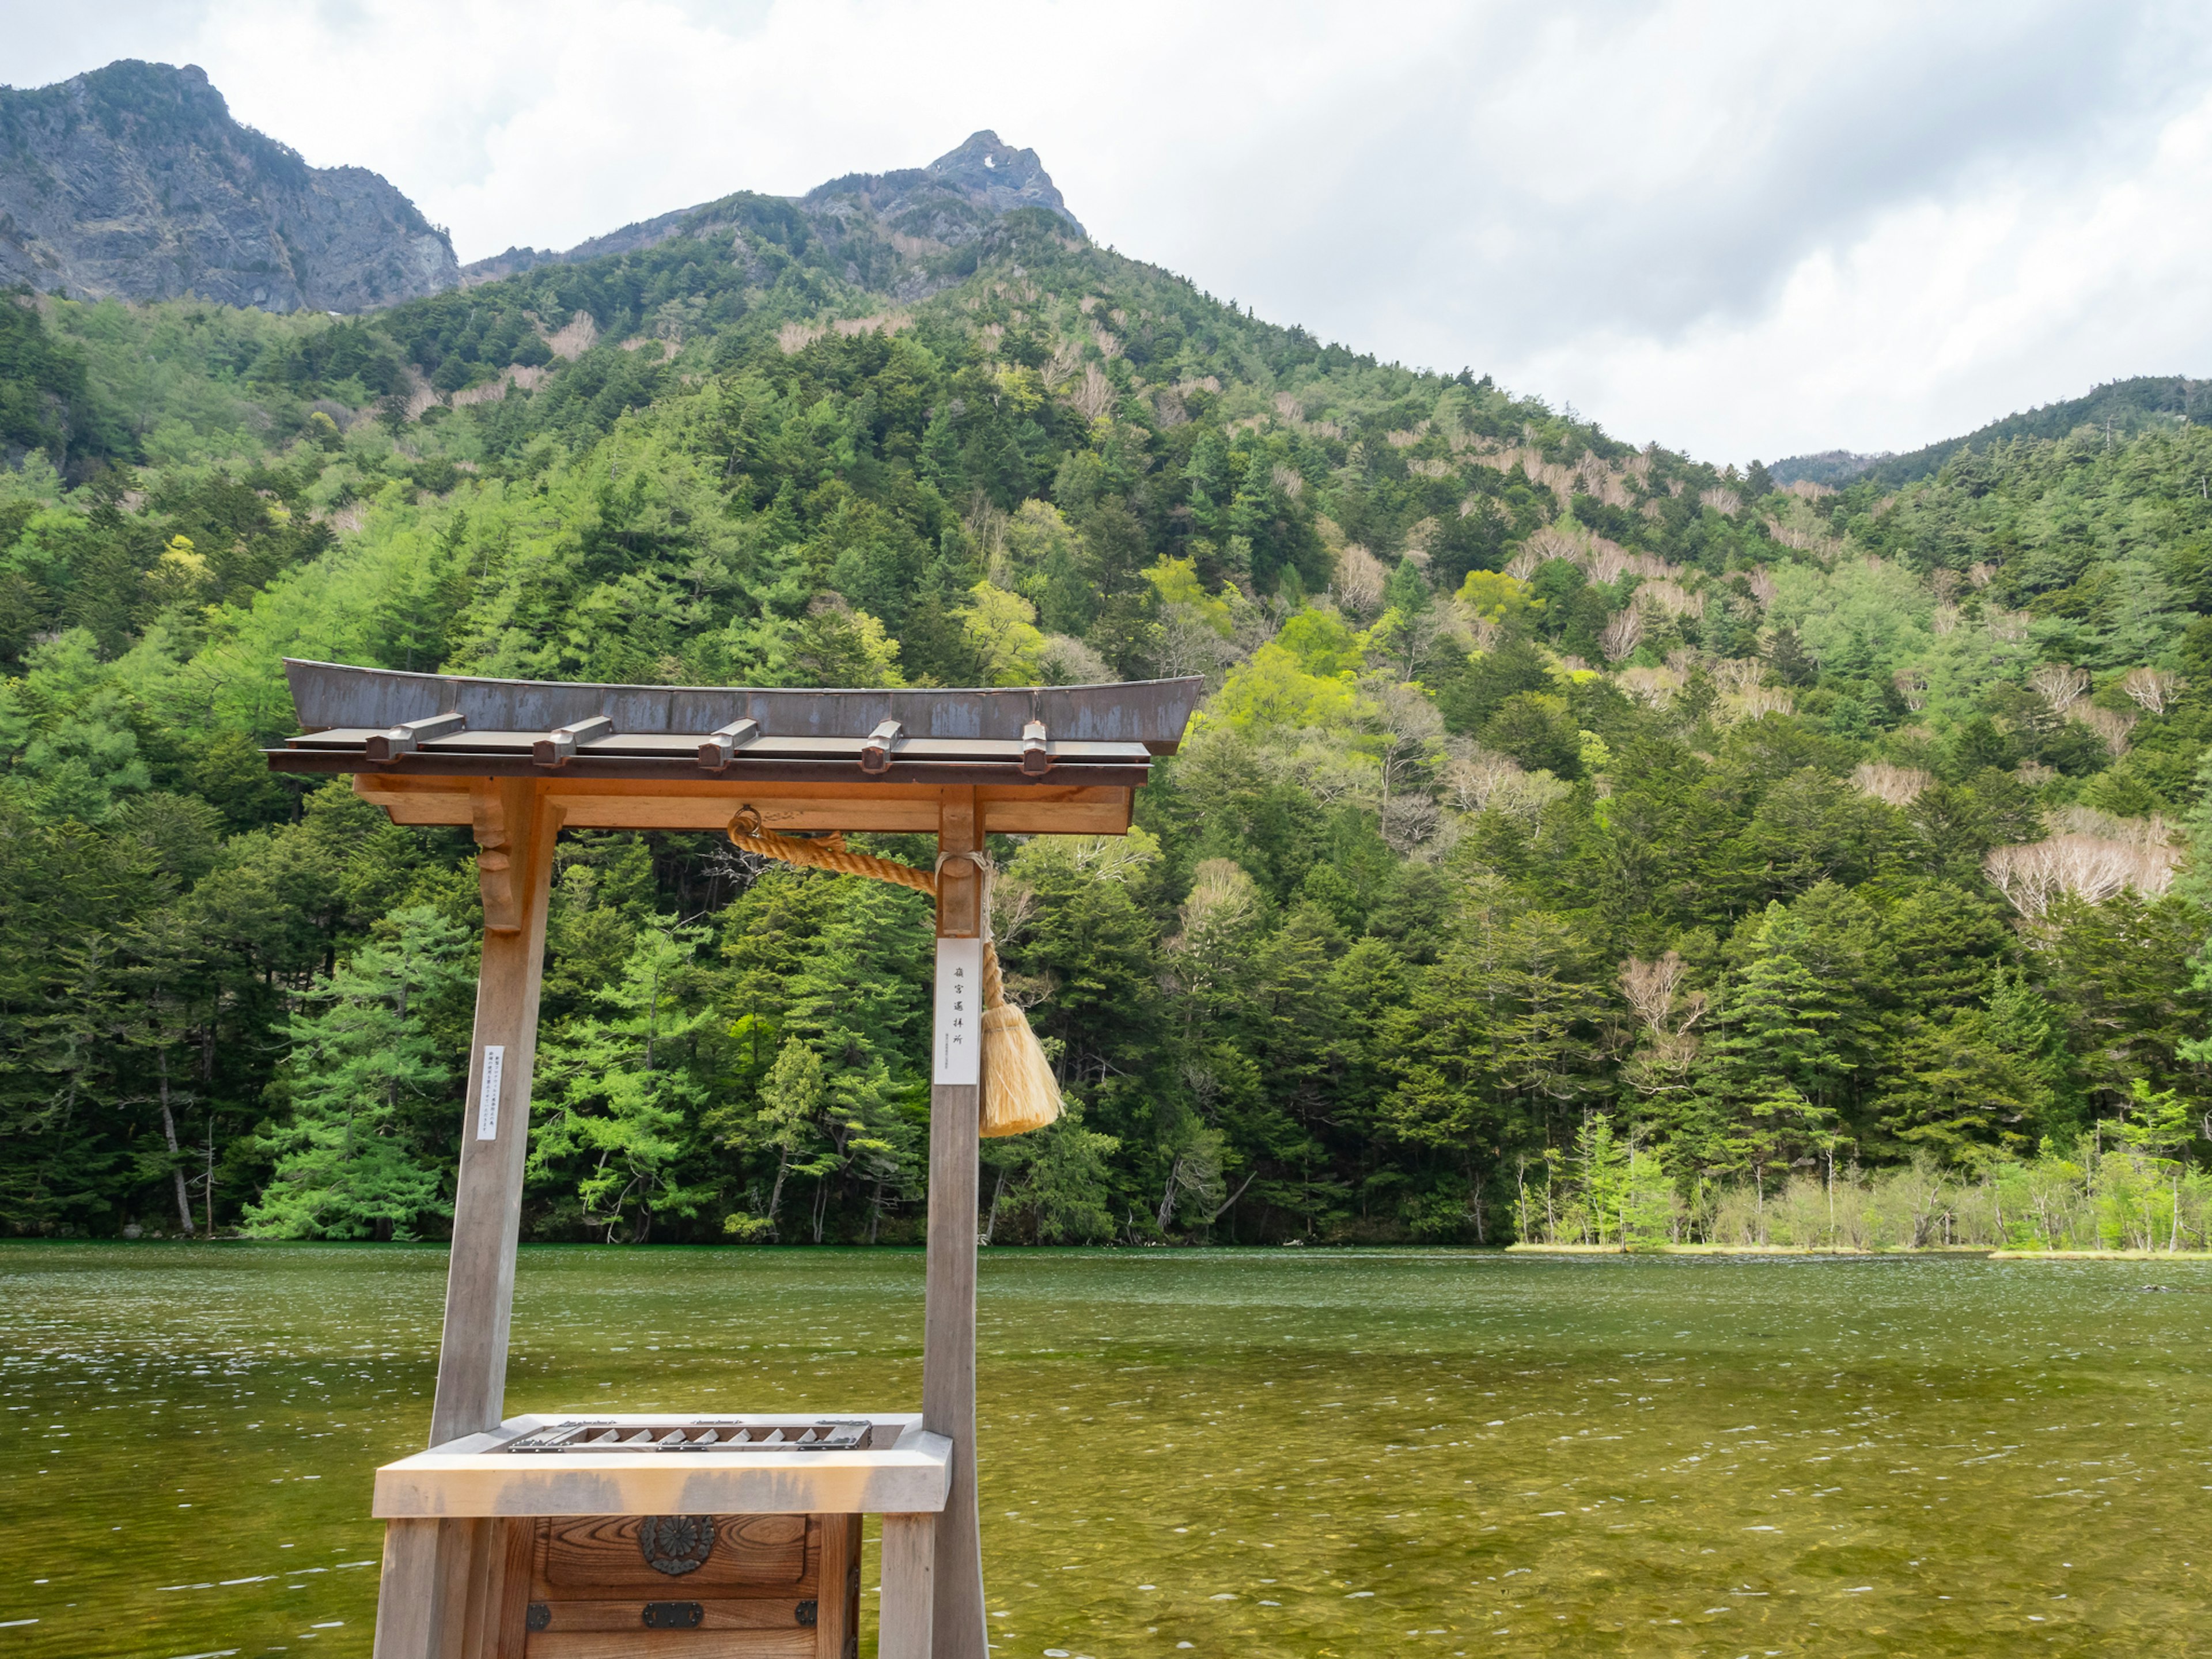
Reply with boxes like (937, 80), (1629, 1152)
(476, 1045), (505, 1140)
(933, 937), (983, 1086)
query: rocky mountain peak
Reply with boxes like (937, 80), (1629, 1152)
(919, 130), (1080, 225)
(0, 59), (457, 313)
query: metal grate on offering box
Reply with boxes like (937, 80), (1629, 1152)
(499, 1419), (877, 1455)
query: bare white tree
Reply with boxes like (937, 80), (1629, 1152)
(1618, 950), (1707, 1096)
(1710, 657), (1768, 696)
(1638, 579), (1705, 618)
(1984, 834), (2180, 918)
(2044, 806), (2179, 849)
(1152, 607), (1238, 687)
(2028, 662), (2090, 714)
(1852, 762), (1934, 806)
(1335, 544), (1388, 619)
(1070, 362), (1115, 421)
(1363, 677), (1447, 821)
(1729, 686), (1794, 720)
(1616, 665), (1683, 708)
(1381, 795), (1444, 854)
(2119, 666), (2186, 714)
(1441, 741), (1570, 825)
(1036, 634), (1115, 685)
(1599, 607), (1644, 662)
(1441, 742), (1524, 813)
(1619, 951), (1707, 1037)
(1040, 338), (1084, 391)
(2073, 703), (2138, 756)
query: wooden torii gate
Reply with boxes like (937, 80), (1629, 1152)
(267, 660), (1199, 1659)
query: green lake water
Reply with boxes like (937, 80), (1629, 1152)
(1, 1244), (2207, 1657)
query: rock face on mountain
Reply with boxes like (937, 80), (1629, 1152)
(461, 130), (1084, 287)
(0, 60), (457, 313)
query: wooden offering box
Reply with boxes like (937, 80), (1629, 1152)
(374, 1414), (949, 1657)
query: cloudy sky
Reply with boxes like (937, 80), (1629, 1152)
(11, 0), (2212, 465)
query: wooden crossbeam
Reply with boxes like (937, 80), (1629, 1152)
(350, 773), (1134, 836)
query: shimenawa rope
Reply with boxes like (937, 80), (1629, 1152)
(726, 810), (1060, 1136)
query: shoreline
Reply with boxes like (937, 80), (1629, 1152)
(1509, 1243), (2212, 1260)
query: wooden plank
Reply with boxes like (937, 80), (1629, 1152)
(373, 1518), (446, 1659)
(978, 790), (1130, 835)
(522, 1631), (817, 1659)
(429, 778), (562, 1450)
(275, 749), (1151, 789)
(813, 1514), (860, 1659)
(537, 1513), (808, 1591)
(311, 729), (1151, 764)
(923, 788), (986, 1659)
(372, 1434), (953, 1521)
(877, 1514), (936, 1659)
(439, 1516), (495, 1659)
(492, 1518), (536, 1659)
(350, 774), (1135, 837)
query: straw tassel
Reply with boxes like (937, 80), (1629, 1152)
(728, 811), (1062, 1135)
(978, 937), (1060, 1138)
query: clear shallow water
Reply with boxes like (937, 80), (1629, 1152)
(1, 1245), (2207, 1657)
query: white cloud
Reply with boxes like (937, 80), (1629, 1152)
(6, 0), (2211, 463)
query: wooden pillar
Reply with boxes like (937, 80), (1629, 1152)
(923, 787), (987, 1658)
(374, 779), (560, 1659)
(879, 1513), (938, 1659)
(370, 1520), (444, 1659)
(431, 777), (563, 1443)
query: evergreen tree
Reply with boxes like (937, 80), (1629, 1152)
(246, 906), (468, 1240)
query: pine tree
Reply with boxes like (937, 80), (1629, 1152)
(246, 906), (469, 1240)
(532, 917), (717, 1243)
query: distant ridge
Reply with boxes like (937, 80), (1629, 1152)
(461, 130), (1084, 287)
(0, 60), (457, 312)
(1768, 449), (1892, 488)
(1776, 374), (2211, 491)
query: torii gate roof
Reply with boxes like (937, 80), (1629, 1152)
(266, 660), (1202, 836)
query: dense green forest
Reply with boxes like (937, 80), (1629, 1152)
(3, 195), (2210, 1248)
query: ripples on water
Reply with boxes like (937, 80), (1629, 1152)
(1, 1244), (2206, 1656)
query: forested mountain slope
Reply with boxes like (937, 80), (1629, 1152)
(2, 151), (2209, 1248)
(1775, 373), (2211, 490)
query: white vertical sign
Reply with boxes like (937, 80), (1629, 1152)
(933, 938), (983, 1086)
(476, 1045), (505, 1140)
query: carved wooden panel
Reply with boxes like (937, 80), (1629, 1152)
(537, 1513), (809, 1592)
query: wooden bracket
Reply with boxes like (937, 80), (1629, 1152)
(861, 719), (906, 775)
(470, 780), (527, 933)
(533, 715), (613, 768)
(1020, 718), (1051, 777)
(696, 717), (761, 771)
(935, 790), (981, 937)
(365, 710), (465, 761)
